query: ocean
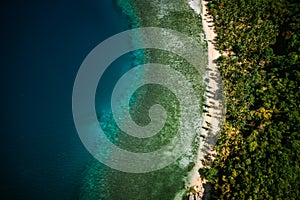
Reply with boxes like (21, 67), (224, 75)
(2, 0), (208, 199)
(78, 0), (208, 199)
(1, 0), (130, 199)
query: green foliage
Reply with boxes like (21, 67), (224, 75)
(199, 167), (218, 183)
(206, 0), (300, 199)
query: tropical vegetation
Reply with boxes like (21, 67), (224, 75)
(201, 0), (300, 199)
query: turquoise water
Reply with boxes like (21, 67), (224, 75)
(2, 0), (207, 199)
(78, 0), (208, 199)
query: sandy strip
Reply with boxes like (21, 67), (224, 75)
(184, 0), (223, 199)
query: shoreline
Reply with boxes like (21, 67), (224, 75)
(185, 0), (223, 199)
(81, 1), (221, 199)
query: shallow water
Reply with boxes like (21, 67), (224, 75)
(2, 0), (207, 199)
(78, 0), (208, 200)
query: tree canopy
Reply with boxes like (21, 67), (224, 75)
(203, 0), (300, 199)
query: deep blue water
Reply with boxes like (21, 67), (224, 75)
(1, 0), (129, 199)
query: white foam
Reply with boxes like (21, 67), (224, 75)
(188, 0), (201, 14)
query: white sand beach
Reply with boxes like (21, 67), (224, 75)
(184, 0), (223, 199)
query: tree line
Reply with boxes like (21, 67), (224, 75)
(201, 0), (300, 199)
